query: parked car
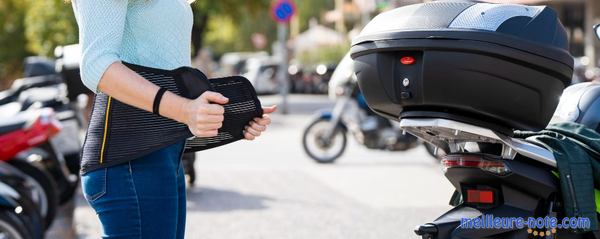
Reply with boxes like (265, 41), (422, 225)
(288, 64), (335, 94)
(219, 51), (269, 76)
(242, 57), (280, 95)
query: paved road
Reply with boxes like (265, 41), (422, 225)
(74, 95), (454, 239)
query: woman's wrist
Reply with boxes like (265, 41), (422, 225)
(159, 91), (191, 124)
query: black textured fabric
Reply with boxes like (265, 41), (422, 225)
(80, 62), (263, 174)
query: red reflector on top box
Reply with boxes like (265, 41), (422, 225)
(400, 56), (416, 65)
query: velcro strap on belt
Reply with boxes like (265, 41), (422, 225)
(81, 62), (263, 171)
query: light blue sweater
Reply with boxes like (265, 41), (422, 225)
(71, 0), (194, 93)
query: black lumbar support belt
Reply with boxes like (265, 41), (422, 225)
(81, 62), (263, 173)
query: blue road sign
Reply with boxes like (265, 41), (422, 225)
(271, 0), (296, 23)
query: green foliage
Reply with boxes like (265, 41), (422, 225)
(191, 0), (269, 18)
(0, 0), (337, 87)
(24, 0), (78, 57)
(0, 0), (27, 84)
(296, 0), (335, 32)
(297, 43), (349, 66)
(203, 7), (277, 56)
(0, 0), (77, 87)
(190, 0), (272, 56)
(192, 0), (335, 56)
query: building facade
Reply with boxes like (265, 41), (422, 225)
(548, 0), (599, 67)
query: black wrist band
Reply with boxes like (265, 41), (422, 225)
(153, 88), (168, 116)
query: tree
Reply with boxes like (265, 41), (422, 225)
(0, 0), (27, 86)
(192, 0), (337, 57)
(0, 0), (337, 87)
(0, 0), (77, 87)
(190, 0), (270, 57)
(24, 0), (78, 57)
(296, 0), (335, 32)
(203, 8), (279, 56)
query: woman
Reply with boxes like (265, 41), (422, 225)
(71, 0), (275, 238)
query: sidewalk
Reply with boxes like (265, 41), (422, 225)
(46, 202), (77, 239)
(70, 95), (454, 239)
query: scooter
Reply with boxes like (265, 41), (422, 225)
(0, 161), (46, 239)
(0, 108), (61, 230)
(0, 65), (83, 204)
(403, 81), (600, 239)
(351, 2), (600, 238)
(302, 54), (421, 164)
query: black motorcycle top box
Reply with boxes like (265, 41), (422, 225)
(351, 0), (574, 133)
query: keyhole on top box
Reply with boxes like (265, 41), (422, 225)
(403, 78), (410, 87)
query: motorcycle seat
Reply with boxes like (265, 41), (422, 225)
(0, 106), (33, 135)
(0, 102), (23, 118)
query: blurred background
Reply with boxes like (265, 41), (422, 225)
(2, 0), (599, 89)
(0, 0), (599, 239)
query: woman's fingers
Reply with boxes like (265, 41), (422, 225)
(249, 121), (266, 131)
(245, 125), (262, 137)
(254, 114), (271, 126)
(262, 105), (277, 114)
(199, 114), (224, 124)
(244, 131), (256, 140)
(199, 91), (229, 104)
(242, 113), (273, 140)
(200, 104), (225, 115)
(198, 122), (223, 131)
(186, 100), (275, 140)
(195, 129), (218, 138)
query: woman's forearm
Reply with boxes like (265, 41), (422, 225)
(97, 62), (189, 123)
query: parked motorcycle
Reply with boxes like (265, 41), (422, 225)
(0, 58), (84, 204)
(302, 54), (422, 164)
(0, 161), (46, 239)
(0, 108), (61, 230)
(352, 2), (599, 238)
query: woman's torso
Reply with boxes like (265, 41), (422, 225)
(72, 0), (194, 173)
(73, 0), (194, 70)
(120, 0), (194, 69)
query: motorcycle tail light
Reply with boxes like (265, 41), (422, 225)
(442, 154), (512, 176)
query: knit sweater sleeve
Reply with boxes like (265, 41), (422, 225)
(72, 0), (128, 93)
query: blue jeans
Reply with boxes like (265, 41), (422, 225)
(81, 142), (187, 239)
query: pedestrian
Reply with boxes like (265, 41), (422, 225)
(70, 0), (276, 238)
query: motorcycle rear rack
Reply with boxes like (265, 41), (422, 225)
(399, 118), (557, 167)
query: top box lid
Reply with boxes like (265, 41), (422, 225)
(352, 1), (572, 67)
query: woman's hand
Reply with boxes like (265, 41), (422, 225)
(244, 105), (277, 140)
(180, 91), (229, 138)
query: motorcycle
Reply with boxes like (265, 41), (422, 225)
(352, 2), (600, 238)
(302, 54), (422, 164)
(0, 108), (62, 230)
(0, 58), (84, 204)
(0, 161), (46, 239)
